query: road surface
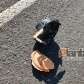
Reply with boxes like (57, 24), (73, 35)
(0, 0), (84, 84)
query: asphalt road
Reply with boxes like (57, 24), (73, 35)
(0, 0), (84, 84)
(0, 0), (19, 12)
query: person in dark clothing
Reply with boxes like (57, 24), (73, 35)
(33, 18), (61, 45)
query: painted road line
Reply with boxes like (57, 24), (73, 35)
(59, 48), (84, 61)
(59, 48), (84, 57)
(0, 0), (37, 27)
(63, 57), (84, 61)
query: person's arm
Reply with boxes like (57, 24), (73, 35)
(33, 29), (46, 44)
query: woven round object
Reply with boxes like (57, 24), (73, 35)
(31, 50), (54, 72)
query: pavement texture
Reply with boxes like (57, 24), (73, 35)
(0, 0), (84, 84)
(0, 0), (20, 13)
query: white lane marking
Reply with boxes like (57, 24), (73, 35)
(0, 0), (37, 27)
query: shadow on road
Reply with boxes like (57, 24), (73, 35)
(32, 40), (65, 84)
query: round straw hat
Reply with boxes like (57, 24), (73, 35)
(31, 50), (54, 72)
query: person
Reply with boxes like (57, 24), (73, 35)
(33, 17), (61, 45)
